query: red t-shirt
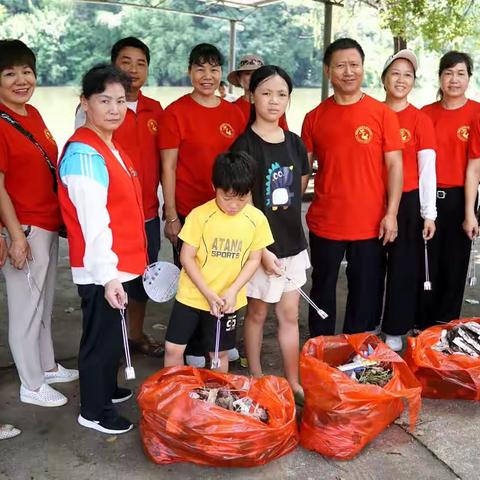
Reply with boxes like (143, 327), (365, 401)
(234, 96), (289, 130)
(113, 91), (163, 220)
(302, 95), (402, 241)
(0, 103), (61, 231)
(468, 114), (480, 159)
(422, 99), (480, 188)
(158, 95), (247, 216)
(397, 104), (436, 192)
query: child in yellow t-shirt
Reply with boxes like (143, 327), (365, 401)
(164, 151), (274, 372)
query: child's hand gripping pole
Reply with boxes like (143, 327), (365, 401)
(120, 307), (136, 380)
(285, 276), (328, 319)
(211, 313), (222, 370)
(423, 239), (432, 291)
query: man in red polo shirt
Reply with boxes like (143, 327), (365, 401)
(302, 38), (403, 336)
(76, 37), (164, 356)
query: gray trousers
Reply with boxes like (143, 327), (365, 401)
(1, 225), (58, 390)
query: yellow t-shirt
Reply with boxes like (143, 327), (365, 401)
(176, 199), (274, 311)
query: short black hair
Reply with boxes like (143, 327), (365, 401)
(81, 63), (132, 99)
(111, 37), (150, 65)
(220, 80), (227, 87)
(189, 43), (224, 69)
(323, 38), (365, 66)
(439, 51), (473, 77)
(212, 151), (256, 196)
(0, 39), (36, 76)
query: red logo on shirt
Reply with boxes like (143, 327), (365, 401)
(147, 119), (158, 135)
(219, 123), (235, 138)
(457, 125), (470, 142)
(354, 126), (373, 144)
(44, 128), (55, 144)
(400, 128), (412, 143)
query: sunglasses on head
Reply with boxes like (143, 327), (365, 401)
(239, 58), (263, 68)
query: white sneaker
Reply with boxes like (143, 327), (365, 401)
(44, 363), (79, 384)
(227, 348), (240, 362)
(385, 334), (403, 352)
(0, 424), (21, 440)
(185, 355), (206, 368)
(20, 383), (68, 407)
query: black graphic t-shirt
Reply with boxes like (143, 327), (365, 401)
(231, 127), (310, 258)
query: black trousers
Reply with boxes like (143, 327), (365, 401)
(417, 187), (471, 329)
(382, 190), (423, 335)
(77, 283), (125, 420)
(308, 232), (385, 336)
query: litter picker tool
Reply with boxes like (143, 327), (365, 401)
(423, 240), (432, 291)
(467, 238), (477, 287)
(286, 276), (328, 319)
(143, 261), (180, 302)
(211, 313), (222, 370)
(120, 306), (135, 380)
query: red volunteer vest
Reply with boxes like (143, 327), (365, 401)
(58, 127), (147, 275)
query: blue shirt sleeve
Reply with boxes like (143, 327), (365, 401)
(59, 142), (109, 188)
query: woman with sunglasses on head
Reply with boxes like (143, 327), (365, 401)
(230, 65), (310, 404)
(0, 39), (78, 409)
(419, 51), (480, 329)
(58, 64), (147, 434)
(379, 50), (437, 351)
(160, 43), (247, 367)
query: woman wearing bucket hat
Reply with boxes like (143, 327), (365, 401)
(228, 54), (289, 129)
(419, 51), (480, 329)
(379, 49), (437, 351)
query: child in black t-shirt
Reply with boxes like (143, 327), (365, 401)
(230, 65), (310, 404)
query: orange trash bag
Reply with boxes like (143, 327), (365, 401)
(404, 318), (480, 400)
(137, 366), (299, 466)
(300, 333), (422, 460)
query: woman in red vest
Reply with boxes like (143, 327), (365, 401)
(58, 64), (147, 435)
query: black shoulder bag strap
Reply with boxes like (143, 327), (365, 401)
(0, 110), (58, 192)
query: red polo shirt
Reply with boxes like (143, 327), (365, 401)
(113, 91), (163, 220)
(302, 94), (402, 241)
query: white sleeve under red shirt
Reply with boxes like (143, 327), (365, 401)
(59, 142), (137, 286)
(302, 94), (403, 241)
(396, 104), (437, 220)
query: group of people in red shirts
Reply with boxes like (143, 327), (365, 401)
(1, 34), (480, 438)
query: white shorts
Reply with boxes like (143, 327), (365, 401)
(247, 249), (311, 303)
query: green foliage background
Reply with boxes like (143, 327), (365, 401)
(1, 0), (480, 88)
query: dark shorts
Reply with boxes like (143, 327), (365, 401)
(127, 217), (161, 302)
(165, 300), (237, 352)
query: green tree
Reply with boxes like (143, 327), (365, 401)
(357, 0), (479, 51)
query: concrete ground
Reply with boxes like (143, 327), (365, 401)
(1, 205), (480, 480)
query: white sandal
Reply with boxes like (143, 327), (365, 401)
(0, 424), (21, 440)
